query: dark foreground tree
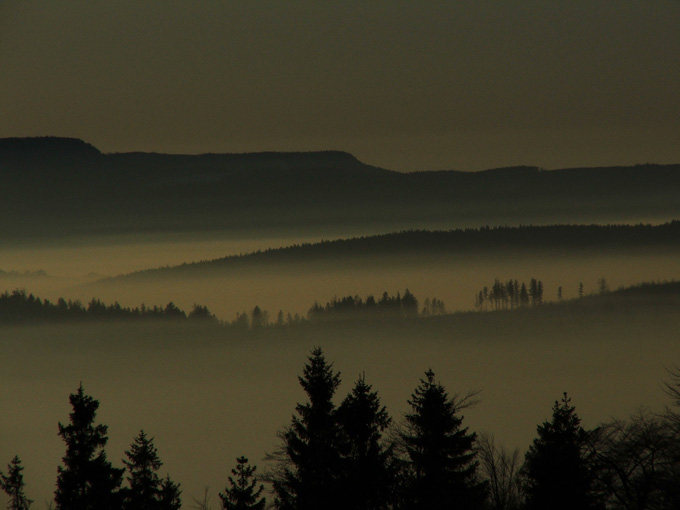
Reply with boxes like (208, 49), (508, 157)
(267, 347), (343, 510)
(0, 456), (32, 510)
(123, 430), (181, 510)
(400, 369), (486, 510)
(522, 393), (601, 510)
(336, 374), (394, 510)
(55, 384), (124, 510)
(219, 456), (265, 510)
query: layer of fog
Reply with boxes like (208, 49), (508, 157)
(1, 307), (678, 507)
(0, 231), (678, 320)
(58, 252), (680, 320)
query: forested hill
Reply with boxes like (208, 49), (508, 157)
(2, 136), (680, 240)
(111, 222), (680, 280)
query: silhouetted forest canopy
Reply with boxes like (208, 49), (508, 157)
(2, 136), (680, 239)
(2, 280), (679, 330)
(475, 278), (545, 310)
(4, 350), (680, 509)
(0, 289), (217, 325)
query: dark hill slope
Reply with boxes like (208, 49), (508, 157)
(107, 222), (680, 281)
(1, 137), (679, 240)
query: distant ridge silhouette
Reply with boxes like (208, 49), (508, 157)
(1, 136), (679, 240)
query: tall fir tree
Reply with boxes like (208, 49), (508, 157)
(522, 393), (601, 510)
(55, 384), (124, 510)
(0, 456), (32, 510)
(219, 456), (265, 510)
(123, 430), (181, 510)
(336, 374), (394, 510)
(400, 370), (486, 510)
(269, 347), (343, 510)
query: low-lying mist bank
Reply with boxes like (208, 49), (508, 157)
(2, 223), (679, 320)
(76, 251), (680, 322)
(2, 300), (678, 505)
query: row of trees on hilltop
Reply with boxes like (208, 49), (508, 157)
(5, 350), (680, 509)
(475, 279), (544, 311)
(0, 290), (218, 324)
(307, 289), (445, 319)
(474, 278), (615, 311)
(0, 289), (445, 329)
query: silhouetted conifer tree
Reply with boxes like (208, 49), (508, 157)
(336, 374), (394, 510)
(522, 393), (601, 510)
(55, 384), (124, 510)
(519, 283), (529, 307)
(529, 279), (538, 306)
(123, 430), (181, 510)
(268, 348), (343, 510)
(157, 476), (181, 510)
(188, 304), (217, 322)
(401, 289), (418, 317)
(0, 456), (32, 510)
(399, 370), (486, 510)
(250, 306), (266, 329)
(163, 302), (185, 319)
(219, 456), (265, 510)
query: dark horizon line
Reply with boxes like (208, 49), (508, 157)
(2, 135), (678, 175)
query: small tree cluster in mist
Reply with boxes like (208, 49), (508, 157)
(5, 353), (680, 509)
(475, 279), (545, 311)
(0, 290), (218, 325)
(474, 277), (622, 310)
(306, 289), (445, 320)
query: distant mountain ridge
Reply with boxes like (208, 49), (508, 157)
(1, 136), (679, 240)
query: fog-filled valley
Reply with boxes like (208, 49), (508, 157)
(2, 293), (679, 507)
(1, 137), (680, 508)
(2, 223), (679, 322)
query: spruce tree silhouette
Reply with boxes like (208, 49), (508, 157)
(336, 374), (394, 510)
(0, 455), (32, 510)
(55, 384), (124, 510)
(400, 369), (486, 510)
(522, 393), (601, 510)
(268, 347), (343, 510)
(123, 430), (181, 510)
(219, 456), (265, 510)
(157, 476), (181, 510)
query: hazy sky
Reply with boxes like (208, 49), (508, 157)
(1, 1), (679, 171)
